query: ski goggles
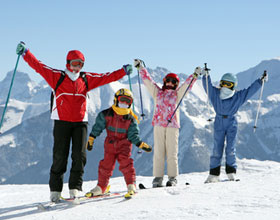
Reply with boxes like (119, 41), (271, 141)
(70, 59), (84, 67)
(165, 78), (178, 85)
(118, 95), (133, 105)
(220, 80), (234, 89)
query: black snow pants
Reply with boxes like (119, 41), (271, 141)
(49, 120), (87, 192)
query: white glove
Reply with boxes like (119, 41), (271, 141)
(134, 59), (145, 69)
(194, 67), (202, 75)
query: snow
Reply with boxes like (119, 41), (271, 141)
(0, 134), (16, 148)
(0, 159), (280, 220)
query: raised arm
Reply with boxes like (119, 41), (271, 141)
(177, 67), (201, 101)
(134, 59), (160, 98)
(86, 64), (132, 91)
(17, 42), (61, 89)
(235, 78), (263, 106)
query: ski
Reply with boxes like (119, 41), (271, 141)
(205, 179), (240, 184)
(37, 201), (62, 211)
(61, 185), (118, 203)
(37, 192), (122, 211)
(220, 178), (240, 182)
(61, 192), (121, 202)
(139, 182), (187, 190)
(138, 183), (165, 190)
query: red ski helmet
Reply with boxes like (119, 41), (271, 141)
(66, 50), (85, 72)
(164, 73), (180, 84)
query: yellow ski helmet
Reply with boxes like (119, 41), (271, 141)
(114, 88), (134, 107)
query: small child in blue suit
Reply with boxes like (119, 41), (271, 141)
(202, 70), (268, 183)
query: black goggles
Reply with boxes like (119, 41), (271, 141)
(165, 78), (178, 84)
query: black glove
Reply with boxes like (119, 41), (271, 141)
(260, 71), (268, 82)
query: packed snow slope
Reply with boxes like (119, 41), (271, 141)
(0, 159), (279, 220)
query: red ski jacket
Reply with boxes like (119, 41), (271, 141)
(23, 50), (126, 122)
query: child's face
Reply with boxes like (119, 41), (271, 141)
(118, 101), (129, 109)
(165, 77), (178, 89)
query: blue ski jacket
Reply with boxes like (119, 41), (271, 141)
(202, 75), (262, 117)
(202, 75), (262, 169)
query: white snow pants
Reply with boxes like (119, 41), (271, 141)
(153, 125), (179, 178)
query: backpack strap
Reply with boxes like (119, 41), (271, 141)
(80, 72), (89, 91)
(50, 71), (66, 112)
(54, 71), (66, 93)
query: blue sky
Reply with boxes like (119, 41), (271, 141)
(1, 0), (280, 82)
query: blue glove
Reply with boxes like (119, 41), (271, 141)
(123, 64), (133, 75)
(16, 42), (26, 55)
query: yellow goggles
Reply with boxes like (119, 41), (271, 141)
(220, 80), (234, 89)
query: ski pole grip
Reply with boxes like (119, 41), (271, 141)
(204, 63), (210, 71)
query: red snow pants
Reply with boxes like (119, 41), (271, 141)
(97, 137), (136, 189)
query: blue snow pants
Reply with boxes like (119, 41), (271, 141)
(210, 115), (238, 170)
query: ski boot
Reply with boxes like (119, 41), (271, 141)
(86, 185), (106, 197)
(152, 177), (163, 188)
(227, 173), (236, 181)
(204, 174), (220, 183)
(166, 177), (177, 187)
(124, 184), (136, 199)
(69, 189), (79, 199)
(50, 191), (61, 203)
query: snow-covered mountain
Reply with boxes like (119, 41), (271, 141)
(0, 59), (279, 184)
(0, 159), (280, 220)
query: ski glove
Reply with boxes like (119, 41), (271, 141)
(123, 64), (133, 75)
(193, 67), (202, 78)
(134, 59), (145, 69)
(16, 42), (27, 55)
(87, 136), (95, 151)
(260, 72), (268, 82)
(138, 142), (152, 152)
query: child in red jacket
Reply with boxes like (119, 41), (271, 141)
(86, 88), (152, 196)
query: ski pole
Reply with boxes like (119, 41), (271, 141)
(167, 76), (196, 124)
(204, 63), (212, 122)
(128, 70), (141, 153)
(253, 70), (266, 132)
(137, 67), (145, 120)
(0, 54), (21, 134)
(127, 74), (135, 111)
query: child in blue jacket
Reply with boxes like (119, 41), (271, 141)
(202, 70), (268, 183)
